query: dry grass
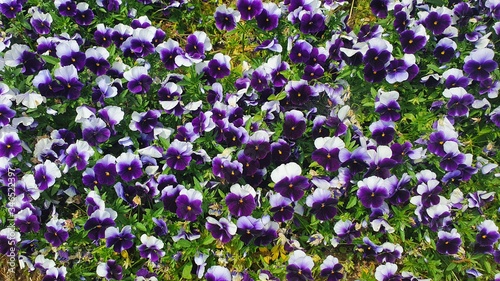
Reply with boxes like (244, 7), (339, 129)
(0, 255), (43, 281)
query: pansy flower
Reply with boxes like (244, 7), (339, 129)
(96, 0), (121, 12)
(30, 10), (53, 35)
(237, 0), (263, 21)
(214, 5), (241, 31)
(357, 176), (390, 208)
(34, 160), (61, 191)
(4, 44), (44, 75)
(434, 37), (457, 64)
(376, 242), (403, 263)
(298, 10), (325, 34)
(375, 263), (400, 281)
(205, 266), (231, 281)
(64, 140), (94, 171)
(436, 229), (461, 255)
(490, 106), (500, 128)
(271, 162), (310, 201)
(123, 66), (152, 94)
(476, 220), (500, 250)
(386, 54), (419, 84)
(93, 155), (117, 186)
(44, 218), (69, 247)
(14, 208), (40, 233)
(85, 47), (110, 76)
(82, 117), (111, 146)
(463, 48), (498, 82)
(443, 87), (474, 117)
(54, 0), (76, 16)
(0, 128), (22, 158)
(244, 130), (271, 160)
(208, 53), (231, 79)
(137, 234), (165, 262)
(255, 2), (281, 31)
(334, 219), (360, 243)
(105, 225), (135, 253)
(225, 184), (256, 217)
(74, 3), (94, 26)
(375, 90), (400, 122)
(400, 24), (428, 54)
(165, 139), (192, 171)
(121, 26), (156, 58)
(285, 80), (315, 106)
(0, 0), (22, 18)
(369, 121), (395, 145)
(312, 137), (346, 172)
(184, 31), (212, 60)
(320, 255), (343, 281)
(54, 65), (84, 99)
(306, 188), (337, 221)
(116, 151), (143, 182)
(269, 192), (294, 222)
(84, 209), (117, 241)
(96, 260), (123, 280)
(290, 40), (313, 64)
(175, 189), (203, 222)
(283, 110), (307, 140)
(439, 141), (465, 172)
(236, 216), (264, 244)
(206, 217), (237, 243)
(423, 7), (453, 35)
(286, 250), (314, 280)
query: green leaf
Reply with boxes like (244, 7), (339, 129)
(41, 55), (60, 65)
(135, 222), (147, 232)
(445, 262), (456, 272)
(182, 263), (193, 279)
(346, 196), (357, 209)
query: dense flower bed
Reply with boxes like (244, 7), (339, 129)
(1, 0), (500, 280)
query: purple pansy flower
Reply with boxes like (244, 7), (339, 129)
(320, 255), (343, 281)
(74, 3), (94, 26)
(399, 25), (428, 54)
(34, 160), (61, 191)
(123, 66), (152, 94)
(285, 80), (315, 106)
(269, 193), (294, 222)
(85, 47), (110, 76)
(375, 263), (400, 281)
(476, 220), (500, 249)
(137, 234), (165, 262)
(96, 0), (121, 12)
(96, 260), (123, 280)
(298, 10), (326, 34)
(116, 152), (143, 182)
(370, 0), (390, 18)
(184, 31), (212, 60)
(434, 37), (457, 64)
(205, 266), (231, 281)
(463, 48), (498, 82)
(175, 189), (203, 222)
(93, 155), (117, 186)
(0, 129), (23, 158)
(334, 219), (360, 244)
(208, 53), (231, 79)
(15, 208), (40, 233)
(82, 117), (111, 146)
(206, 217), (237, 243)
(271, 162), (310, 201)
(369, 121), (395, 145)
(436, 229), (461, 255)
(0, 0), (22, 18)
(129, 110), (160, 134)
(54, 0), (76, 16)
(255, 3), (281, 31)
(4, 44), (44, 75)
(423, 8), (452, 36)
(290, 40), (313, 64)
(440, 141), (466, 172)
(84, 209), (117, 241)
(165, 140), (193, 171)
(357, 176), (390, 209)
(64, 140), (94, 171)
(386, 54), (419, 84)
(312, 137), (346, 172)
(225, 184), (257, 217)
(306, 188), (337, 221)
(375, 90), (400, 122)
(30, 10), (53, 35)
(54, 65), (84, 100)
(44, 218), (69, 247)
(286, 250), (314, 280)
(214, 5), (241, 31)
(105, 226), (135, 253)
(283, 110), (307, 140)
(237, 0), (263, 21)
(443, 87), (474, 117)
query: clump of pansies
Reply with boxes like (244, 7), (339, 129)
(0, 0), (499, 280)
